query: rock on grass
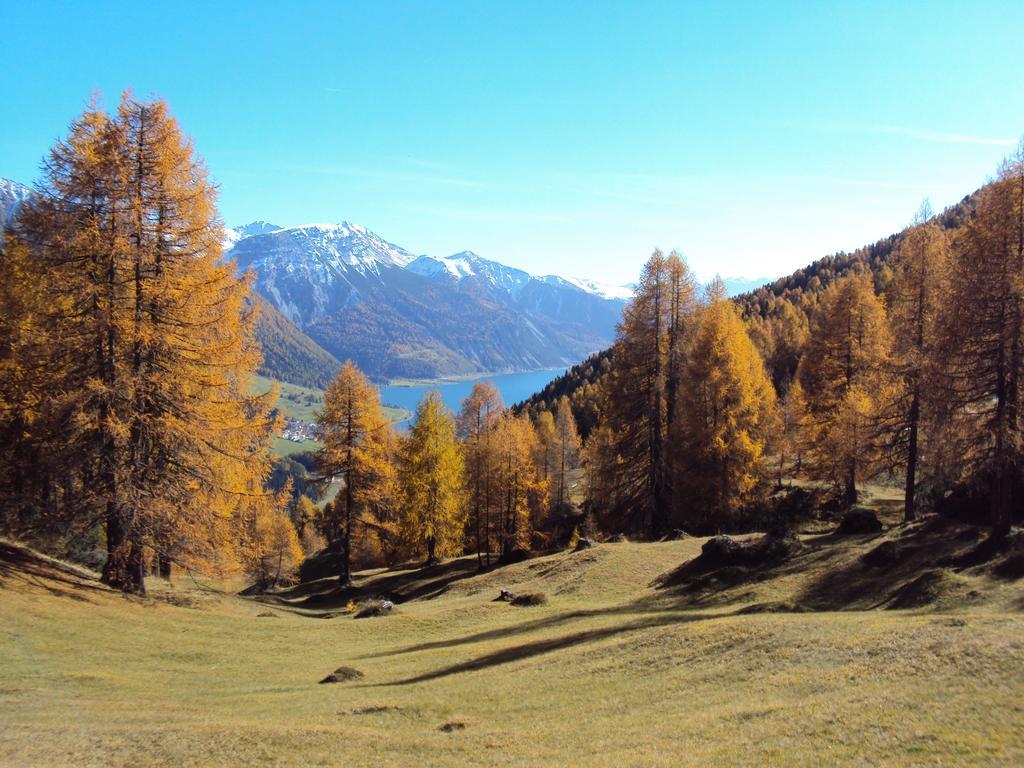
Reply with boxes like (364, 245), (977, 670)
(319, 666), (364, 684)
(355, 599), (394, 618)
(700, 535), (743, 567)
(510, 592), (548, 607)
(836, 507), (883, 535)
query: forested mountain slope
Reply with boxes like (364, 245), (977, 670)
(519, 189), (980, 423)
(249, 294), (342, 389)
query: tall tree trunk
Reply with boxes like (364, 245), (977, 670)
(426, 535), (437, 566)
(340, 499), (352, 586)
(101, 501), (124, 587)
(903, 388), (920, 522)
(844, 463), (857, 509)
(991, 458), (1012, 539)
(340, 392), (354, 586)
(101, 509), (145, 593)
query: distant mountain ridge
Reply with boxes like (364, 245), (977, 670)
(225, 220), (632, 381)
(2, 173), (766, 386)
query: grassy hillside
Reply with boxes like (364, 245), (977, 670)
(1, 509), (1021, 767)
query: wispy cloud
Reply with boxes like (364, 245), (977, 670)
(390, 201), (571, 225)
(271, 162), (491, 190)
(803, 119), (1017, 147)
(863, 124), (1017, 147)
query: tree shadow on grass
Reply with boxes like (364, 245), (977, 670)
(643, 533), (846, 612)
(371, 611), (716, 686)
(0, 541), (104, 601)
(255, 557), (484, 615)
(795, 516), (997, 611)
(361, 602), (662, 659)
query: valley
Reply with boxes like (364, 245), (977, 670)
(2, 8), (1022, 766)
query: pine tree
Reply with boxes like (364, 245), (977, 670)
(664, 251), (700, 469)
(290, 499), (317, 548)
(679, 297), (778, 526)
(0, 232), (50, 532)
(491, 412), (545, 557)
(533, 410), (557, 484)
(797, 272), (893, 506)
(316, 360), (394, 585)
(241, 480), (303, 590)
(399, 392), (466, 564)
(778, 378), (811, 483)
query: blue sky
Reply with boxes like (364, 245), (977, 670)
(2, 1), (1022, 285)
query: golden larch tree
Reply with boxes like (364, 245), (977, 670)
(942, 148), (1024, 536)
(797, 272), (893, 507)
(884, 203), (951, 520)
(16, 95), (277, 593)
(399, 392), (466, 564)
(316, 360), (395, 585)
(456, 381), (503, 567)
(679, 296), (778, 527)
(552, 396), (581, 511)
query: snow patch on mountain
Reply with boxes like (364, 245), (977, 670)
(557, 276), (634, 301)
(0, 178), (33, 227)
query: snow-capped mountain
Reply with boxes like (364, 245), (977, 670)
(222, 220), (282, 251)
(229, 222), (418, 330)
(408, 251), (634, 304)
(226, 221), (629, 381)
(0, 178), (32, 228)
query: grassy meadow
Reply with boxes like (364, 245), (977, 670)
(1, 501), (1022, 767)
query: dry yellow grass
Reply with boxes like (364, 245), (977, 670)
(1, 520), (1022, 767)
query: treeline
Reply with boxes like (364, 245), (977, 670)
(0, 96), (305, 593)
(307, 361), (584, 582)
(543, 150), (1024, 539)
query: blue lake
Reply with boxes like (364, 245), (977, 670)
(379, 369), (565, 427)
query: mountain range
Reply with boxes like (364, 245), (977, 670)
(224, 220), (631, 381)
(2, 175), (769, 387)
